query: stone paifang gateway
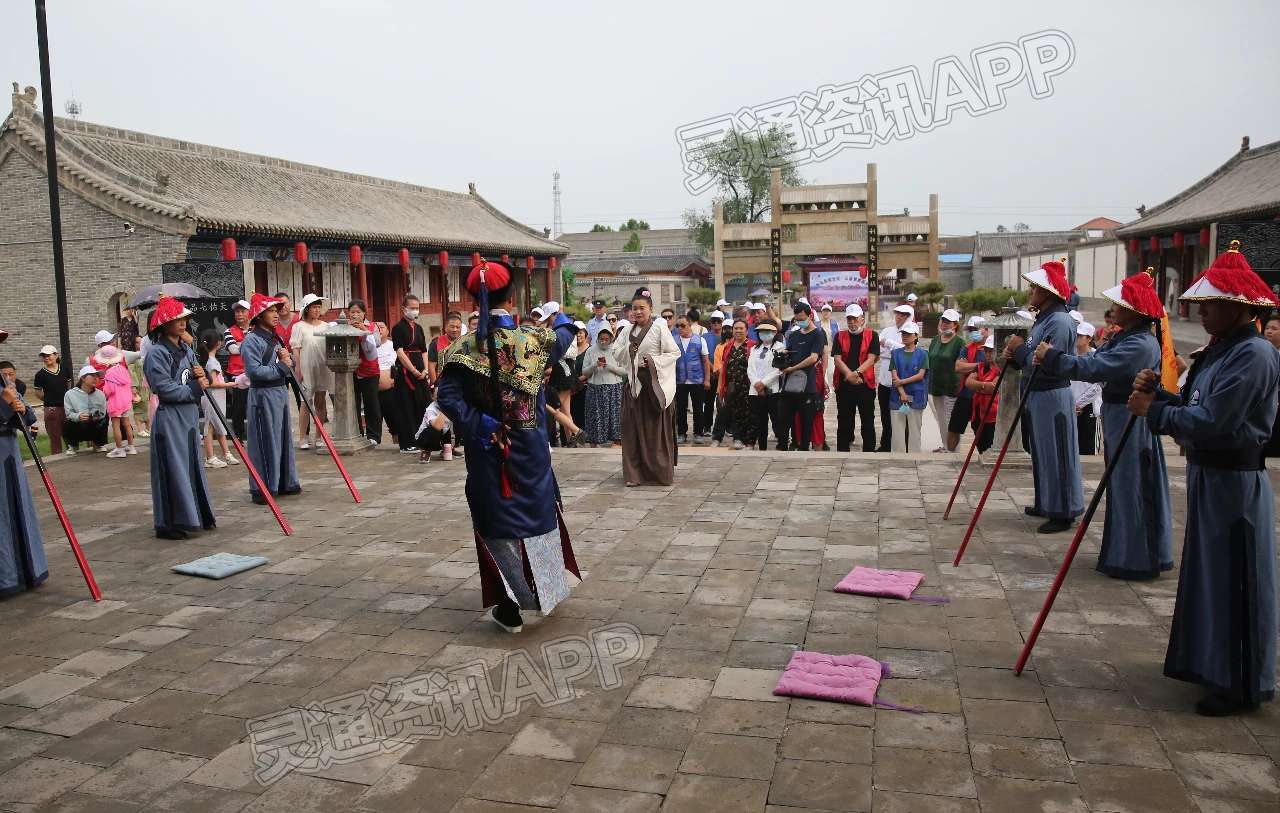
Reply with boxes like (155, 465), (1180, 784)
(0, 84), (567, 365)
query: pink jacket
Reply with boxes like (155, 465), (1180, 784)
(101, 363), (134, 417)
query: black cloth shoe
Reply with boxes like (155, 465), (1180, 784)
(1037, 518), (1073, 534)
(155, 527), (188, 540)
(278, 487), (302, 497)
(1024, 506), (1046, 517)
(1196, 692), (1259, 717)
(251, 493), (270, 505)
(488, 601), (523, 633)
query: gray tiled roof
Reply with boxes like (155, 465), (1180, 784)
(1115, 138), (1280, 236)
(1, 92), (565, 255)
(558, 228), (702, 255)
(564, 253), (711, 276)
(973, 230), (1078, 259)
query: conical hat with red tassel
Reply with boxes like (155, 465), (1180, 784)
(246, 292), (285, 323)
(1181, 240), (1278, 306)
(1021, 260), (1073, 300)
(148, 295), (193, 332)
(1101, 268), (1165, 319)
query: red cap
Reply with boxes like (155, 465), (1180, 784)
(247, 292), (285, 323)
(148, 297), (193, 332)
(1116, 271), (1166, 319)
(466, 260), (511, 296)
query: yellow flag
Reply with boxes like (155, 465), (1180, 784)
(1158, 315), (1179, 394)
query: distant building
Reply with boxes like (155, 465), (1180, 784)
(557, 228), (712, 312)
(712, 165), (938, 310)
(1115, 136), (1280, 318)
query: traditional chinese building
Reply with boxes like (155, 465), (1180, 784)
(712, 165), (938, 310)
(1115, 136), (1280, 318)
(557, 228), (711, 311)
(0, 84), (566, 364)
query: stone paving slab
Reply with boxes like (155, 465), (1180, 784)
(0, 443), (1275, 812)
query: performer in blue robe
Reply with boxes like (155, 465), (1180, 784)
(1035, 271), (1173, 578)
(436, 261), (580, 633)
(1129, 240), (1279, 716)
(1005, 260), (1083, 533)
(0, 328), (48, 594)
(143, 299), (215, 540)
(240, 294), (300, 505)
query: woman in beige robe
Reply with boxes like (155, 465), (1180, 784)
(613, 288), (679, 486)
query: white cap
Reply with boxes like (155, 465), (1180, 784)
(77, 365), (97, 379)
(743, 301), (756, 310)
(573, 320), (586, 330)
(1016, 309), (1035, 321)
(900, 321), (921, 335)
(820, 302), (833, 311)
(965, 315), (986, 328)
(1068, 309), (1084, 324)
(940, 308), (961, 323)
(709, 311), (725, 321)
(984, 335), (995, 349)
(797, 297), (810, 307)
(1077, 322), (1096, 338)
(893, 304), (914, 315)
(715, 299), (731, 307)
(38, 345), (58, 356)
(750, 302), (767, 311)
(235, 299), (251, 311)
(94, 330), (115, 345)
(530, 307), (546, 320)
(906, 293), (918, 302)
(542, 301), (561, 315)
(844, 303), (864, 318)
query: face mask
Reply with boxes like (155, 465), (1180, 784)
(598, 341), (610, 349)
(757, 331), (776, 343)
(793, 318), (809, 329)
(968, 331), (983, 342)
(405, 309), (419, 320)
(940, 327), (956, 338)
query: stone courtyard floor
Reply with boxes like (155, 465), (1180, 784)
(0, 443), (1278, 813)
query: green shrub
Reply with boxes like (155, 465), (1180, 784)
(955, 287), (1028, 316)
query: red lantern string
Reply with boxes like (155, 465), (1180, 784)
(349, 245), (363, 265)
(1149, 236), (1159, 252)
(294, 242), (309, 264)
(220, 238), (237, 261)
(1173, 233), (1185, 250)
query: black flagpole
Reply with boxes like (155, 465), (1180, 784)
(34, 1), (73, 369)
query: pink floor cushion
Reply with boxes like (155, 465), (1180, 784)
(773, 651), (888, 706)
(834, 566), (945, 602)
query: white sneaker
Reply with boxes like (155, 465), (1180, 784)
(299, 440), (311, 450)
(732, 440), (745, 450)
(63, 447), (76, 457)
(442, 444), (453, 461)
(105, 448), (127, 459)
(126, 445), (138, 455)
(207, 456), (229, 469)
(224, 452), (239, 465)
(136, 429), (150, 438)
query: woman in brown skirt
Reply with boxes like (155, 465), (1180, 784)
(614, 288), (679, 486)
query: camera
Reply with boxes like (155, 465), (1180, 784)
(771, 349), (795, 370)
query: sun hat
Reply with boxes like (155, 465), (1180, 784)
(893, 304), (914, 315)
(38, 345), (58, 356)
(965, 315), (985, 328)
(298, 293), (326, 312)
(940, 308), (961, 323)
(246, 292), (285, 324)
(542, 301), (561, 315)
(147, 297), (194, 333)
(901, 321), (921, 335)
(92, 344), (125, 367)
(1022, 260), (1072, 300)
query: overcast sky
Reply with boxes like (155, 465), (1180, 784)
(3, 0), (1278, 238)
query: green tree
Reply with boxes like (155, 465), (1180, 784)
(682, 208), (715, 256)
(955, 287), (1029, 315)
(622, 232), (643, 252)
(618, 218), (651, 231)
(589, 224), (613, 232)
(685, 287), (722, 309)
(697, 124), (804, 224)
(560, 264), (577, 306)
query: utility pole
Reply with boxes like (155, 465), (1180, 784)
(552, 171), (563, 239)
(35, 0), (73, 372)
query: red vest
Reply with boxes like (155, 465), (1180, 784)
(971, 362), (1000, 424)
(224, 325), (247, 376)
(834, 329), (876, 389)
(355, 322), (380, 379)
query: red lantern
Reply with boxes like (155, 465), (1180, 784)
(526, 256), (535, 271)
(1173, 232), (1185, 250)
(857, 264), (868, 280)
(1199, 227), (1210, 246)
(294, 242), (309, 264)
(437, 251), (449, 273)
(471, 252), (482, 267)
(1127, 238), (1138, 255)
(220, 238), (237, 261)
(349, 245), (362, 265)
(782, 269), (792, 284)
(398, 248), (411, 271)
(501, 254), (510, 265)
(1149, 236), (1159, 252)
(549, 257), (558, 272)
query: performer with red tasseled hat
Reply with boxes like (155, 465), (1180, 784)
(435, 259), (580, 633)
(143, 296), (216, 539)
(1002, 260), (1084, 533)
(1128, 240), (1279, 716)
(1034, 268), (1173, 578)
(239, 293), (300, 505)
(0, 326), (49, 592)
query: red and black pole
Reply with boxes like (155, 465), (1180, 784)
(284, 370), (362, 504)
(952, 366), (1040, 567)
(943, 364), (1007, 520)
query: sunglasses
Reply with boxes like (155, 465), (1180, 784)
(607, 317), (618, 322)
